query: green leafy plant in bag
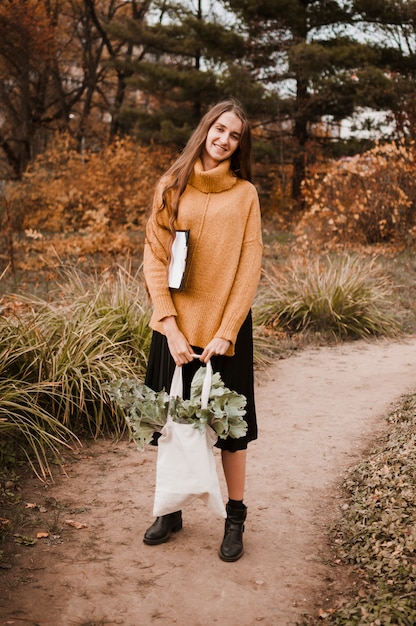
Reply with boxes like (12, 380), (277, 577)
(105, 379), (170, 449)
(105, 366), (247, 451)
(172, 367), (248, 440)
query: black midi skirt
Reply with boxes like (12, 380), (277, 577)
(145, 311), (258, 452)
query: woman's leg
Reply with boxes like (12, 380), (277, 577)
(221, 449), (247, 499)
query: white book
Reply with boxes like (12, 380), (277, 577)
(168, 230), (189, 290)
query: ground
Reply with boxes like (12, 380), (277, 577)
(2, 336), (416, 626)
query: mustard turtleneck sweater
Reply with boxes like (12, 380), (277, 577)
(143, 159), (263, 356)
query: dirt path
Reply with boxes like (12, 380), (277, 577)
(2, 336), (416, 626)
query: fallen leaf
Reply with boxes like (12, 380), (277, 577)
(65, 519), (88, 529)
(25, 502), (37, 509)
(36, 532), (50, 539)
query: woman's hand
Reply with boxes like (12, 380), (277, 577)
(199, 337), (231, 364)
(162, 316), (194, 366)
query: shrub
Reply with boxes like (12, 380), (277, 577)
(296, 141), (416, 249)
(1, 134), (173, 268)
(8, 134), (172, 233)
(255, 255), (399, 339)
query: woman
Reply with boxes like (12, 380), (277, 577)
(142, 99), (263, 562)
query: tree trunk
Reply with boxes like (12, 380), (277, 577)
(292, 74), (309, 209)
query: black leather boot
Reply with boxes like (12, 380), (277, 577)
(219, 503), (247, 562)
(143, 511), (183, 545)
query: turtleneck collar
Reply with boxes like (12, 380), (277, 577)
(188, 158), (237, 194)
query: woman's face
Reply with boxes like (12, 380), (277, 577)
(201, 111), (243, 170)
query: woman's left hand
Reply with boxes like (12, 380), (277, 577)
(199, 337), (231, 363)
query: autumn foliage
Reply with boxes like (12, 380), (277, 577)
(2, 135), (173, 270)
(0, 0), (55, 62)
(296, 142), (416, 250)
(3, 134), (416, 279)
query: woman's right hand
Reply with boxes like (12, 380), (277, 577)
(162, 316), (194, 366)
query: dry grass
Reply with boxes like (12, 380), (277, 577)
(255, 254), (400, 341)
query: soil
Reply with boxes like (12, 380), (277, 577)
(2, 336), (416, 626)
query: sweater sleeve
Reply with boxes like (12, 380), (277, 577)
(143, 185), (178, 325)
(215, 188), (263, 345)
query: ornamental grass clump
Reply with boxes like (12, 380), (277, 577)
(54, 264), (152, 378)
(34, 266), (153, 436)
(0, 380), (79, 480)
(0, 265), (153, 477)
(255, 255), (399, 339)
(106, 366), (248, 451)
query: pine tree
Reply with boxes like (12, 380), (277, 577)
(109, 0), (266, 144)
(351, 0), (416, 139)
(224, 1), (368, 205)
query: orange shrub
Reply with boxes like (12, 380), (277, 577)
(2, 134), (174, 267)
(8, 134), (173, 233)
(296, 142), (416, 250)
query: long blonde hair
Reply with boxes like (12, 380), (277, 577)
(154, 99), (253, 240)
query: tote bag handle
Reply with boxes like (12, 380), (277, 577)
(169, 356), (212, 410)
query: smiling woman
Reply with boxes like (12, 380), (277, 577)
(201, 111), (242, 170)
(142, 99), (263, 561)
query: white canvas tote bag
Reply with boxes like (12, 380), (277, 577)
(152, 360), (226, 518)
